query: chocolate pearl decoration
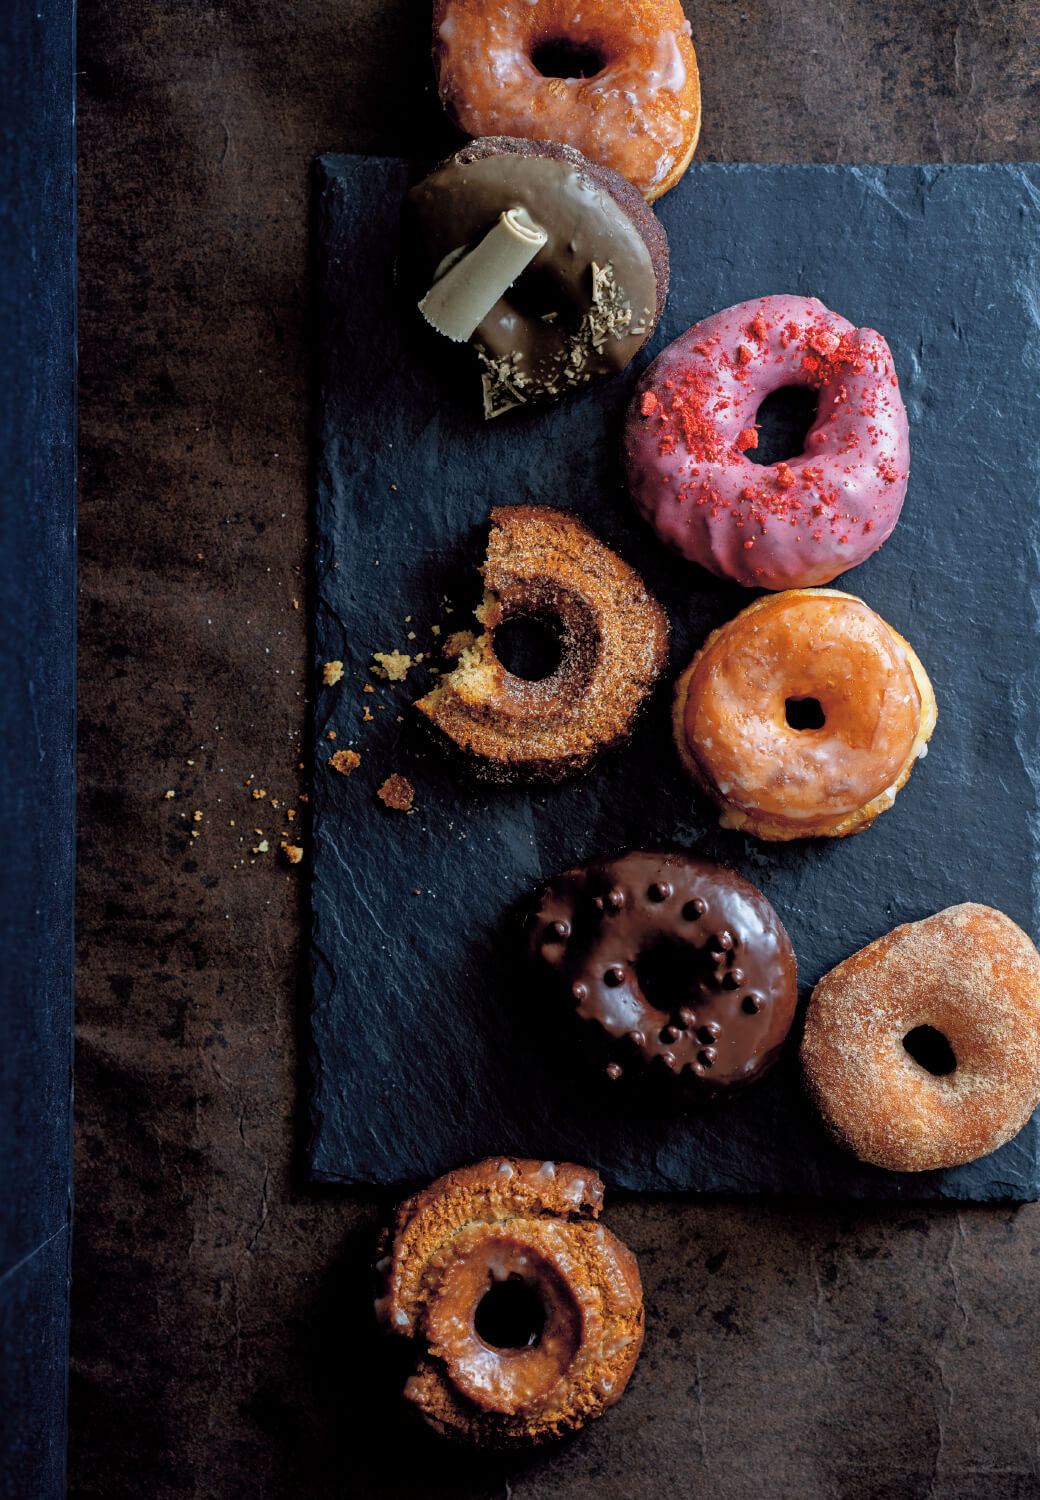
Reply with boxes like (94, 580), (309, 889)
(524, 849), (798, 1091)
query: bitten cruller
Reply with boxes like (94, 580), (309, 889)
(375, 1156), (644, 1445)
(673, 588), (936, 841)
(417, 505), (670, 782)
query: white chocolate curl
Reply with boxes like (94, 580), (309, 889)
(419, 207), (548, 343)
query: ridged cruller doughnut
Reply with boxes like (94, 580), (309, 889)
(374, 1157), (644, 1446)
(416, 505), (670, 782)
(802, 905), (1040, 1172)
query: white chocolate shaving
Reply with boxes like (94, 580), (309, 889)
(419, 207), (548, 343)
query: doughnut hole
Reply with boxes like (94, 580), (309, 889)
(635, 938), (699, 1016)
(785, 696), (826, 731)
(504, 264), (582, 335)
(491, 614), (564, 682)
(746, 385), (819, 466)
(903, 1025), (957, 1077)
(530, 38), (607, 79)
(474, 1277), (547, 1349)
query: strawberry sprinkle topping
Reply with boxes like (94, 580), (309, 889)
(624, 295), (910, 589)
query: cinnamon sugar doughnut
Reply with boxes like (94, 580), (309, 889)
(375, 1157), (644, 1445)
(802, 905), (1040, 1172)
(416, 505), (670, 781)
(432, 0), (701, 201)
(673, 589), (936, 841)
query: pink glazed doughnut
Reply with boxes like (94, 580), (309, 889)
(622, 295), (910, 589)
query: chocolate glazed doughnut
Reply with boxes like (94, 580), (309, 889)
(404, 137), (669, 416)
(375, 1157), (644, 1446)
(525, 849), (798, 1089)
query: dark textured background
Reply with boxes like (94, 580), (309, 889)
(1, 1), (75, 1494)
(74, 3), (1040, 1496)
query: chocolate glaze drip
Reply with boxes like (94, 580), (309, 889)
(525, 850), (798, 1090)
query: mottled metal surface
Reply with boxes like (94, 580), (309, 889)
(73, 2), (1040, 1495)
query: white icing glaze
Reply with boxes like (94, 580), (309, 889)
(646, 30), (686, 93)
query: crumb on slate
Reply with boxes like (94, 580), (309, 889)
(329, 749), (361, 776)
(323, 660), (344, 685)
(371, 650), (412, 682)
(376, 774), (414, 812)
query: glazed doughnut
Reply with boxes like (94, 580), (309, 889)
(375, 1156), (644, 1445)
(624, 294), (910, 589)
(432, 0), (701, 202)
(405, 137), (669, 417)
(525, 849), (798, 1088)
(801, 905), (1040, 1172)
(673, 589), (936, 841)
(416, 505), (670, 781)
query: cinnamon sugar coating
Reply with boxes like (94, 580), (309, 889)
(802, 905), (1040, 1172)
(417, 506), (669, 781)
(673, 588), (936, 841)
(375, 1157), (644, 1446)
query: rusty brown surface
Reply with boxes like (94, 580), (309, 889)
(73, 3), (1040, 1495)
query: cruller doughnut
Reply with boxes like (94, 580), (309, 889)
(673, 589), (936, 841)
(802, 905), (1040, 1172)
(416, 505), (670, 782)
(432, 0), (701, 202)
(375, 1156), (644, 1445)
(624, 294), (910, 589)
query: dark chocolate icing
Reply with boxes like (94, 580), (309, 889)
(406, 147), (660, 414)
(524, 850), (798, 1090)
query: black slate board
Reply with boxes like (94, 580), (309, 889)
(310, 157), (1040, 1200)
(0, 0), (76, 1492)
